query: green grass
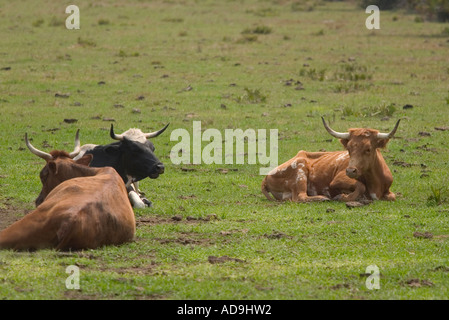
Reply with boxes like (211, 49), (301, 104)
(0, 0), (449, 300)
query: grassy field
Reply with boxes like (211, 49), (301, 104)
(0, 0), (448, 300)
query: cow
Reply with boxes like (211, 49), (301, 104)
(261, 117), (400, 203)
(74, 123), (169, 208)
(0, 131), (135, 251)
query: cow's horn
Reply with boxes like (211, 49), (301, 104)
(144, 123), (170, 139)
(68, 129), (81, 158)
(377, 119), (401, 139)
(25, 133), (53, 161)
(321, 117), (350, 140)
(110, 124), (124, 141)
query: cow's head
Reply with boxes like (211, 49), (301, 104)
(109, 124), (169, 180)
(322, 117), (400, 179)
(25, 130), (94, 206)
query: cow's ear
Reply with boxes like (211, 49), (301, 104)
(340, 139), (349, 149)
(105, 145), (120, 155)
(48, 161), (58, 175)
(376, 138), (389, 149)
(76, 154), (93, 166)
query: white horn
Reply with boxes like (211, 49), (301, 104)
(144, 123), (170, 139)
(25, 133), (53, 161)
(68, 129), (81, 158)
(377, 119), (401, 139)
(321, 117), (350, 140)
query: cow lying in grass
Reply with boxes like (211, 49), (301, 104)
(261, 117), (400, 202)
(0, 131), (135, 251)
(74, 124), (169, 208)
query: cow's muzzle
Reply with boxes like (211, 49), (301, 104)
(346, 167), (358, 179)
(149, 164), (165, 179)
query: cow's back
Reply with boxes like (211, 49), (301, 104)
(0, 167), (135, 251)
(307, 151), (349, 184)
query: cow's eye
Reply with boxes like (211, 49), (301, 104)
(365, 148), (371, 154)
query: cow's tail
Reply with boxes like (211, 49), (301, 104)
(261, 177), (274, 201)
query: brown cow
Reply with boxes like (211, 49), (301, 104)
(0, 131), (135, 251)
(261, 117), (400, 202)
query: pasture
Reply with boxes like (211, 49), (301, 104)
(0, 0), (448, 300)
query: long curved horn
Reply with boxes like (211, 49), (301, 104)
(144, 123), (170, 139)
(25, 133), (53, 161)
(68, 129), (81, 158)
(110, 124), (124, 141)
(377, 119), (401, 139)
(321, 117), (350, 140)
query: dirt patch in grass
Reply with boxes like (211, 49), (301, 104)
(114, 263), (159, 276)
(0, 203), (30, 231)
(64, 288), (168, 300)
(136, 214), (217, 226)
(329, 283), (352, 290)
(154, 232), (216, 246)
(403, 278), (434, 287)
(63, 291), (99, 300)
(208, 255), (245, 264)
(262, 231), (292, 239)
(137, 215), (178, 226)
(413, 231), (434, 239)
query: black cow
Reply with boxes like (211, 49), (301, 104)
(74, 124), (169, 208)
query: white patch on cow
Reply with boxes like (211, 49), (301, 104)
(296, 168), (306, 183)
(121, 128), (147, 143)
(126, 175), (136, 188)
(129, 190), (146, 208)
(370, 193), (378, 200)
(291, 161), (297, 169)
(282, 192), (292, 200)
(336, 152), (349, 162)
(126, 175), (143, 200)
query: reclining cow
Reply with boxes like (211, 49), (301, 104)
(74, 123), (169, 208)
(0, 131), (135, 251)
(261, 117), (400, 202)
